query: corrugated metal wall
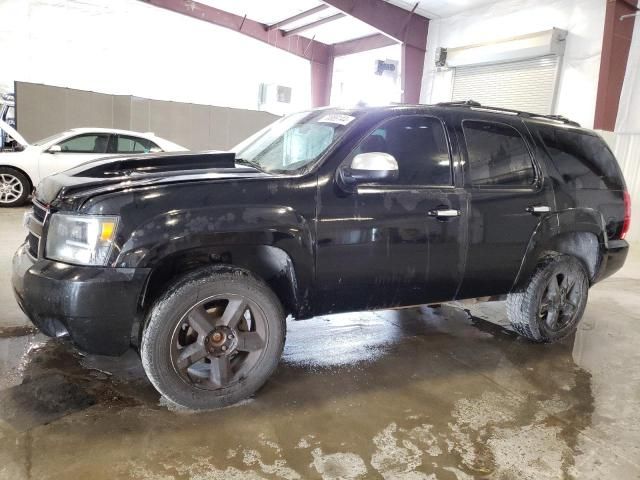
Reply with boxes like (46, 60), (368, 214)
(15, 82), (278, 151)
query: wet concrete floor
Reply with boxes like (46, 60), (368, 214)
(1, 207), (639, 479)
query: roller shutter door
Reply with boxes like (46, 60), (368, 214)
(452, 56), (559, 114)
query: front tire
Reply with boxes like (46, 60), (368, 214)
(506, 254), (589, 343)
(0, 168), (30, 207)
(141, 266), (285, 410)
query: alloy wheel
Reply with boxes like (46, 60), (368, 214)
(538, 269), (582, 332)
(169, 294), (268, 390)
(0, 173), (23, 204)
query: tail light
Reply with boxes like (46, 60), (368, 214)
(621, 191), (631, 240)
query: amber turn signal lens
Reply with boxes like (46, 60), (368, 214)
(100, 222), (116, 241)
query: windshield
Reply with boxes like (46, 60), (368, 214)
(32, 131), (70, 146)
(233, 110), (358, 174)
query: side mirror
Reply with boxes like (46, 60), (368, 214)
(47, 145), (62, 154)
(337, 152), (399, 191)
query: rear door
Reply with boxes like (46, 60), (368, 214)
(452, 112), (556, 298)
(314, 113), (468, 312)
(110, 134), (161, 154)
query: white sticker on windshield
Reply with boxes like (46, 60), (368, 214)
(318, 114), (355, 126)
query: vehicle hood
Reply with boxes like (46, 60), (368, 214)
(0, 119), (28, 147)
(36, 150), (268, 207)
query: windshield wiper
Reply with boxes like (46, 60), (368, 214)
(235, 158), (265, 172)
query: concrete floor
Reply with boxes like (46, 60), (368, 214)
(0, 207), (639, 480)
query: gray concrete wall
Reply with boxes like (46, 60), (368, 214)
(14, 82), (278, 150)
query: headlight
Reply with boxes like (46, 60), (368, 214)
(45, 214), (119, 266)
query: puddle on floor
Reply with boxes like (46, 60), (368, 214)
(0, 299), (636, 479)
(0, 373), (96, 431)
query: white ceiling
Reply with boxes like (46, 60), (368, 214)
(385, 0), (500, 18)
(196, 0), (500, 44)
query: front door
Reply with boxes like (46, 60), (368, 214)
(452, 113), (556, 298)
(38, 133), (112, 181)
(315, 113), (468, 313)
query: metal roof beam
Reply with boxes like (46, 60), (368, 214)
(267, 4), (329, 31)
(284, 13), (345, 37)
(320, 0), (428, 50)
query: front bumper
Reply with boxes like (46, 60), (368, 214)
(594, 239), (629, 283)
(12, 244), (150, 355)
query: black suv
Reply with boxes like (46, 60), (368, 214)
(12, 102), (631, 409)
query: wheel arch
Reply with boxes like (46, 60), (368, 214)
(138, 244), (301, 328)
(513, 209), (606, 291)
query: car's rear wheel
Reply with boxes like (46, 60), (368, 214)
(0, 168), (30, 207)
(141, 266), (285, 410)
(506, 254), (589, 343)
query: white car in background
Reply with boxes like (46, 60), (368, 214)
(0, 121), (187, 206)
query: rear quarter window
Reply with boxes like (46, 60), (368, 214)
(536, 125), (624, 190)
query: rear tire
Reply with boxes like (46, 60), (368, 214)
(0, 167), (30, 207)
(141, 266), (285, 410)
(506, 254), (589, 343)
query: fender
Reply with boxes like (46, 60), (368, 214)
(114, 203), (313, 317)
(513, 207), (606, 290)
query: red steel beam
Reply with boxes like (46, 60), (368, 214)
(141, 0), (332, 64)
(402, 43), (424, 104)
(594, 0), (638, 130)
(332, 33), (398, 56)
(311, 57), (334, 107)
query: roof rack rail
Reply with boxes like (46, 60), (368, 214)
(436, 100), (581, 127)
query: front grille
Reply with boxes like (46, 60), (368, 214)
(26, 232), (39, 258)
(25, 200), (49, 259)
(32, 200), (48, 222)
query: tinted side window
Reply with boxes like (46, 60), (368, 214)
(353, 116), (452, 186)
(536, 125), (624, 190)
(116, 135), (159, 153)
(462, 121), (535, 186)
(57, 134), (110, 153)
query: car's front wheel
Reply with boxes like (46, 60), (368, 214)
(141, 266), (286, 410)
(506, 254), (589, 342)
(0, 167), (30, 207)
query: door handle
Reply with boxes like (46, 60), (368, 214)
(526, 205), (551, 214)
(428, 209), (461, 218)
